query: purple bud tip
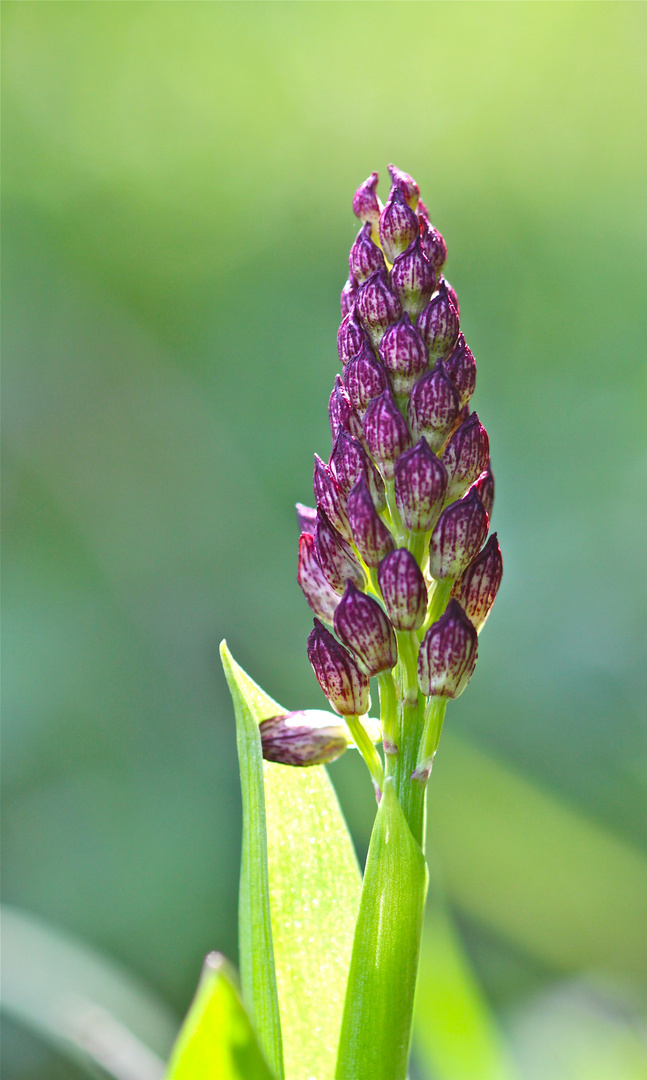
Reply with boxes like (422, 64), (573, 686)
(362, 388), (412, 479)
(343, 341), (388, 414)
(349, 222), (387, 284)
(329, 375), (364, 443)
(313, 454), (351, 540)
(341, 276), (358, 318)
(390, 236), (436, 320)
(298, 533), (340, 625)
(356, 269), (403, 346)
(444, 333), (476, 408)
(419, 216), (448, 276)
(452, 533), (503, 632)
(442, 411), (490, 501)
(387, 164), (420, 210)
(260, 710), (349, 766)
(379, 187), (420, 265)
(337, 308), (369, 365)
(379, 313), (430, 398)
(418, 598), (478, 698)
(428, 488), (490, 580)
(472, 462), (495, 519)
(347, 477), (395, 568)
(407, 360), (462, 452)
(329, 430), (386, 511)
(394, 438), (448, 533)
(353, 171), (381, 226)
(378, 548), (427, 632)
(296, 502), (317, 534)
(315, 507), (366, 595)
(334, 581), (398, 676)
(440, 277), (460, 316)
(417, 282), (460, 361)
(307, 619), (370, 715)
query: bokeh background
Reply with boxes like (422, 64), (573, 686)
(3, 3), (647, 1078)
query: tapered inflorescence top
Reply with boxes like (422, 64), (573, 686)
(296, 166), (502, 785)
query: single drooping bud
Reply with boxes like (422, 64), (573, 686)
(337, 308), (369, 364)
(442, 412), (490, 501)
(417, 282), (460, 361)
(329, 375), (364, 442)
(315, 508), (366, 595)
(313, 455), (351, 540)
(379, 187), (420, 265)
(408, 359), (462, 452)
(378, 548), (427, 631)
(452, 533), (502, 632)
(307, 619), (370, 716)
(428, 488), (489, 580)
(296, 502), (317, 534)
(387, 163), (420, 210)
(260, 710), (350, 766)
(352, 171), (382, 228)
(444, 333), (476, 407)
(298, 533), (340, 624)
(419, 215), (447, 276)
(329, 431), (386, 510)
(378, 313), (430, 398)
(390, 236), (436, 320)
(349, 222), (386, 283)
(341, 276), (357, 318)
(363, 388), (412, 479)
(442, 278), (460, 316)
(394, 438), (448, 532)
(347, 477), (395, 567)
(356, 269), (402, 346)
(334, 581), (397, 676)
(343, 341), (388, 414)
(472, 462), (495, 519)
(417, 599), (478, 698)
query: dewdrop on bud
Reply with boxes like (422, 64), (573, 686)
(362, 388), (412, 479)
(379, 186), (420, 264)
(379, 313), (429, 398)
(298, 533), (340, 624)
(378, 548), (427, 632)
(428, 488), (489, 580)
(307, 619), (370, 716)
(349, 222), (386, 284)
(394, 439), (448, 533)
(452, 533), (502, 632)
(347, 477), (395, 567)
(334, 582), (397, 677)
(260, 710), (350, 766)
(417, 599), (478, 698)
(442, 412), (490, 501)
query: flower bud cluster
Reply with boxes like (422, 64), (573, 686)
(298, 167), (502, 767)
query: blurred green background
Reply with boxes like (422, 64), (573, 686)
(2, 2), (647, 1078)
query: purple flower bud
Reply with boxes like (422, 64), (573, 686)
(355, 269), (402, 346)
(428, 488), (489, 580)
(472, 462), (495, 519)
(442, 412), (490, 501)
(417, 599), (478, 698)
(329, 431), (386, 511)
(296, 502), (317, 534)
(260, 710), (349, 766)
(394, 438), (448, 532)
(440, 277), (460, 316)
(389, 235), (436, 320)
(387, 163), (420, 210)
(444, 333), (476, 408)
(352, 171), (382, 227)
(378, 313), (429, 398)
(349, 222), (386, 284)
(347, 477), (395, 567)
(307, 619), (370, 715)
(298, 533), (340, 624)
(452, 533), (502, 632)
(341, 276), (357, 318)
(315, 508), (366, 595)
(334, 581), (397, 676)
(419, 215), (447, 276)
(407, 359), (462, 452)
(363, 388), (412, 479)
(313, 454), (351, 540)
(417, 282), (460, 361)
(343, 341), (388, 414)
(378, 548), (427, 631)
(329, 375), (364, 442)
(337, 308), (369, 364)
(379, 187), (420, 265)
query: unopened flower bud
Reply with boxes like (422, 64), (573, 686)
(472, 462), (495, 519)
(349, 222), (386, 284)
(260, 710), (350, 766)
(379, 187), (420, 265)
(356, 269), (402, 346)
(343, 341), (388, 414)
(315, 508), (366, 595)
(352, 171), (382, 227)
(329, 375), (364, 442)
(440, 277), (459, 316)
(444, 333), (476, 407)
(307, 619), (370, 715)
(387, 163), (420, 210)
(419, 216), (447, 276)
(347, 477), (395, 567)
(417, 282), (460, 361)
(390, 237), (436, 320)
(338, 308), (369, 364)
(296, 502), (317, 534)
(394, 438), (448, 532)
(418, 599), (478, 698)
(452, 533), (502, 632)
(341, 276), (357, 318)
(428, 488), (489, 580)
(408, 359), (462, 452)
(363, 388), (412, 479)
(329, 431), (386, 511)
(442, 412), (490, 501)
(313, 455), (351, 539)
(298, 533), (340, 624)
(378, 313), (429, 398)
(334, 581), (397, 676)
(378, 548), (427, 631)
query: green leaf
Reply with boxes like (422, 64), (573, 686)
(221, 642), (362, 1080)
(335, 777), (429, 1080)
(165, 953), (275, 1080)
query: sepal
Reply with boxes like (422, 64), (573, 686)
(350, 221), (387, 283)
(379, 186), (420, 264)
(313, 455), (351, 539)
(307, 619), (370, 715)
(334, 581), (398, 676)
(338, 308), (369, 364)
(442, 412), (490, 501)
(330, 430), (386, 510)
(428, 488), (489, 580)
(260, 710), (349, 766)
(363, 388), (412, 479)
(444, 332), (476, 407)
(394, 438), (448, 532)
(353, 171), (382, 227)
(387, 163), (420, 210)
(378, 548), (427, 631)
(347, 477), (395, 567)
(343, 341), (388, 413)
(408, 359), (462, 452)
(417, 282), (460, 361)
(417, 598), (478, 698)
(315, 508), (366, 594)
(452, 532), (502, 631)
(298, 533), (340, 624)
(390, 236), (436, 319)
(356, 269), (403, 346)
(379, 313), (429, 398)
(341, 276), (358, 318)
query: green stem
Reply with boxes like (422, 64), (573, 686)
(413, 696), (448, 781)
(384, 479), (407, 545)
(420, 576), (454, 637)
(377, 670), (398, 750)
(384, 631), (427, 847)
(346, 714), (384, 793)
